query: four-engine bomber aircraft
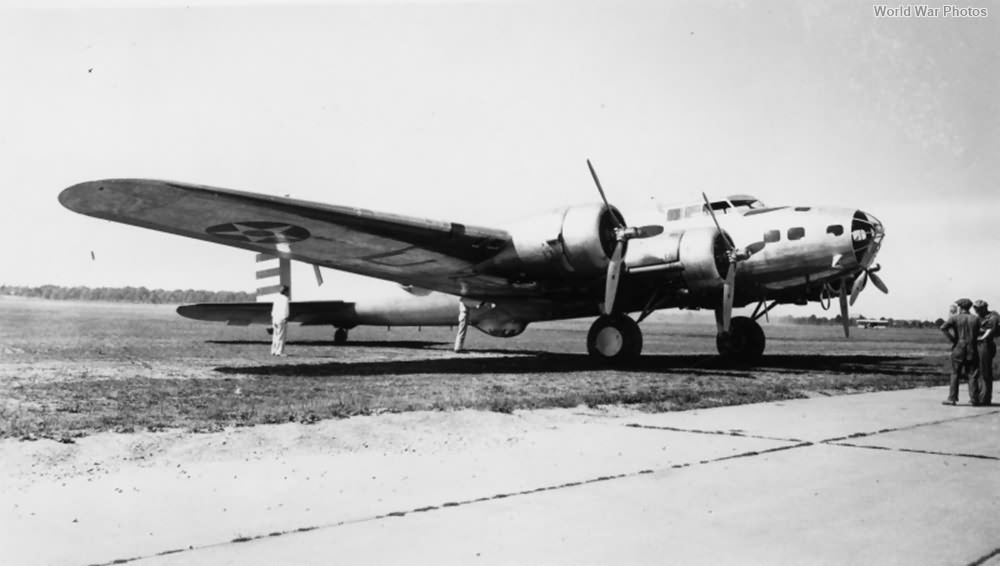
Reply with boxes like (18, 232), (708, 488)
(59, 161), (886, 363)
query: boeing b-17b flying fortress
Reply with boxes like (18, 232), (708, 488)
(59, 161), (886, 363)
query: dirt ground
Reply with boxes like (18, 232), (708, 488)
(0, 297), (958, 443)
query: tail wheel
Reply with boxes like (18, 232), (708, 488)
(587, 314), (643, 363)
(716, 316), (765, 362)
(333, 327), (349, 345)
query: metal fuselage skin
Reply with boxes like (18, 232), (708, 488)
(349, 200), (885, 334)
(623, 202), (884, 309)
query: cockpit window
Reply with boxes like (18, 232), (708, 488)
(729, 198), (766, 213)
(708, 201), (732, 214)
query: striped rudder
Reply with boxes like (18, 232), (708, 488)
(255, 253), (291, 302)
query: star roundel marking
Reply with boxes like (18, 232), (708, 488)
(205, 221), (311, 244)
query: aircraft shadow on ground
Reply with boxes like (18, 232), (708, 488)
(214, 353), (936, 378)
(207, 339), (445, 349)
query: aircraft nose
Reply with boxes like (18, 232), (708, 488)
(851, 209), (885, 267)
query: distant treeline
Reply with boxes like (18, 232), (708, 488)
(0, 285), (253, 304)
(778, 314), (942, 329)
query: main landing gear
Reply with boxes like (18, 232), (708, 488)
(715, 316), (765, 363)
(333, 327), (349, 345)
(587, 314), (643, 363)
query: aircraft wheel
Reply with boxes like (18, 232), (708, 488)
(587, 314), (642, 363)
(333, 327), (349, 345)
(716, 316), (765, 362)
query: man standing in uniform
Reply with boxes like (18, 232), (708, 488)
(454, 300), (469, 353)
(940, 298), (981, 405)
(271, 285), (291, 356)
(973, 299), (998, 406)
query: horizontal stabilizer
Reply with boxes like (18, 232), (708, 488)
(177, 292), (463, 328)
(177, 301), (358, 327)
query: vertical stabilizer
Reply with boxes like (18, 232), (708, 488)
(255, 253), (291, 301)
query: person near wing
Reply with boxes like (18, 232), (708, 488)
(271, 286), (291, 356)
(940, 298), (981, 405)
(454, 300), (469, 353)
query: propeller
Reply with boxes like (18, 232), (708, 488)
(849, 264), (888, 306)
(838, 278), (850, 338)
(701, 193), (763, 333)
(587, 159), (664, 315)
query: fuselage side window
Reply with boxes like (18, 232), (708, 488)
(763, 229), (780, 243)
(826, 224), (844, 236)
(684, 204), (702, 218)
(788, 227), (805, 240)
(667, 208), (682, 221)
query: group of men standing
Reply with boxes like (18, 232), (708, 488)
(940, 298), (998, 406)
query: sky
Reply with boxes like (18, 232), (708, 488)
(1, 0), (997, 321)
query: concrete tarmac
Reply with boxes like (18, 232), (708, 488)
(3, 386), (998, 566)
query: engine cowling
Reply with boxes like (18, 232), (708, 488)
(475, 318), (528, 338)
(489, 203), (623, 278)
(678, 226), (731, 291)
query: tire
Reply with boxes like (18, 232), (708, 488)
(587, 314), (643, 363)
(333, 327), (349, 345)
(716, 316), (766, 363)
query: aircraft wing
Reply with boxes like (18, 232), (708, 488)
(59, 179), (517, 297)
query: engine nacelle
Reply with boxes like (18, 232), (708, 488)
(475, 319), (528, 338)
(678, 226), (730, 291)
(489, 203), (622, 278)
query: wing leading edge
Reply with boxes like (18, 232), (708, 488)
(59, 179), (515, 297)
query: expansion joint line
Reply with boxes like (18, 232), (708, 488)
(626, 422), (805, 443)
(827, 442), (1000, 461)
(85, 440), (812, 566)
(818, 409), (1000, 461)
(969, 547), (1000, 566)
(820, 408), (1000, 444)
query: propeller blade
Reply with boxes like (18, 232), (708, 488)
(587, 159), (623, 229)
(745, 241), (766, 256)
(868, 270), (889, 294)
(602, 241), (625, 315)
(702, 192), (734, 252)
(722, 261), (735, 332)
(313, 264), (324, 286)
(839, 281), (850, 338)
(849, 270), (868, 306)
(634, 224), (664, 239)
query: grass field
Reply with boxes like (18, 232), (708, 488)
(0, 297), (963, 441)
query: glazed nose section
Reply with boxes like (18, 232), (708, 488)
(851, 210), (885, 267)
